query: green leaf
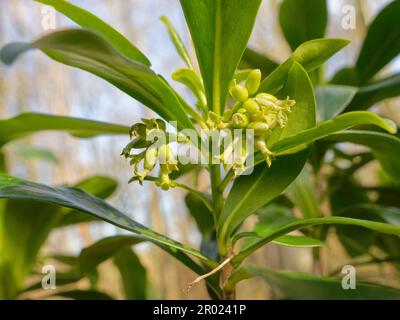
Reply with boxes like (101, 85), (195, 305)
(55, 176), (118, 227)
(323, 130), (400, 182)
(286, 165), (320, 218)
(333, 204), (400, 258)
(15, 146), (58, 164)
(0, 173), (215, 268)
(259, 38), (350, 94)
(185, 192), (214, 235)
(218, 149), (309, 253)
(160, 16), (193, 69)
(0, 113), (128, 147)
(234, 216), (400, 265)
(267, 62), (316, 146)
(355, 0), (400, 83)
(241, 265), (400, 299)
(79, 235), (144, 273)
(35, 0), (150, 66)
(270, 112), (397, 156)
(272, 235), (324, 248)
(172, 68), (207, 110)
(347, 74), (400, 111)
(0, 175), (118, 299)
(0, 29), (194, 131)
(279, 0), (327, 51)
(113, 247), (148, 300)
(52, 290), (115, 300)
(180, 0), (262, 113)
(240, 48), (279, 76)
(315, 85), (357, 122)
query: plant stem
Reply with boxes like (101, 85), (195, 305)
(210, 164), (223, 220)
(220, 245), (236, 300)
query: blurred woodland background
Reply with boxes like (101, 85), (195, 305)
(0, 0), (399, 299)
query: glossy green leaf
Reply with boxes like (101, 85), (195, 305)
(113, 247), (148, 300)
(270, 112), (397, 156)
(315, 85), (357, 122)
(180, 0), (262, 113)
(267, 62), (316, 146)
(355, 0), (400, 83)
(0, 175), (118, 299)
(0, 113), (128, 147)
(240, 265), (400, 299)
(234, 216), (400, 265)
(279, 0), (327, 51)
(272, 235), (324, 248)
(286, 165), (320, 218)
(323, 130), (400, 182)
(185, 192), (214, 235)
(161, 16), (193, 69)
(0, 173), (215, 268)
(218, 150), (309, 254)
(347, 74), (400, 111)
(79, 235), (144, 273)
(0, 29), (194, 130)
(259, 38), (350, 94)
(35, 0), (150, 66)
(240, 48), (279, 76)
(172, 68), (207, 110)
(333, 204), (400, 259)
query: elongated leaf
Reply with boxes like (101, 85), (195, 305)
(218, 63), (316, 251)
(160, 16), (193, 69)
(113, 247), (148, 300)
(1, 29), (194, 130)
(172, 68), (207, 109)
(0, 173), (215, 268)
(267, 62), (316, 146)
(259, 38), (350, 94)
(234, 216), (400, 265)
(323, 130), (400, 182)
(0, 175), (118, 299)
(241, 265), (400, 299)
(270, 112), (397, 156)
(355, 0), (400, 83)
(347, 74), (400, 111)
(334, 204), (400, 259)
(240, 48), (279, 76)
(79, 235), (144, 273)
(218, 150), (309, 254)
(35, 0), (150, 66)
(273, 235), (324, 247)
(315, 85), (357, 122)
(0, 113), (128, 147)
(180, 0), (261, 113)
(52, 290), (114, 300)
(279, 0), (327, 51)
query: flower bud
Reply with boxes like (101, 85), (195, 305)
(248, 121), (270, 136)
(231, 113), (249, 129)
(158, 144), (177, 166)
(245, 69), (261, 95)
(230, 85), (248, 102)
(243, 99), (260, 114)
(144, 146), (158, 171)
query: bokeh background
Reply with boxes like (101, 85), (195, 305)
(0, 0), (399, 299)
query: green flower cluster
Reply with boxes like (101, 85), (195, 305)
(207, 69), (296, 167)
(121, 118), (187, 190)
